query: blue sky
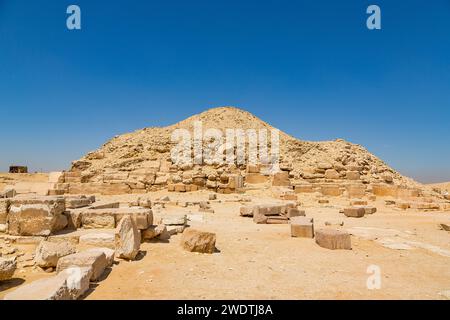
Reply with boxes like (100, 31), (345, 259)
(0, 0), (449, 183)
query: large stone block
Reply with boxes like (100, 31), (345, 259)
(160, 214), (187, 226)
(343, 207), (365, 218)
(35, 240), (77, 268)
(315, 229), (351, 250)
(0, 257), (17, 281)
(56, 250), (107, 281)
(346, 171), (360, 180)
(286, 208), (305, 218)
(240, 205), (254, 217)
(346, 184), (366, 198)
(291, 217), (314, 238)
(8, 202), (66, 236)
(180, 229), (216, 254)
(4, 266), (91, 300)
(115, 216), (140, 260)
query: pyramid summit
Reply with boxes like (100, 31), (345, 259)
(63, 106), (430, 197)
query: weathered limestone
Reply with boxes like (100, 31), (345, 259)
(346, 171), (360, 180)
(286, 208), (305, 218)
(240, 205), (254, 217)
(8, 198), (66, 236)
(253, 207), (268, 224)
(89, 201), (120, 210)
(372, 184), (398, 197)
(56, 250), (107, 281)
(81, 210), (116, 229)
(291, 217), (314, 238)
(246, 173), (270, 184)
(64, 209), (83, 229)
(160, 214), (187, 226)
(35, 240), (77, 268)
(343, 207), (366, 218)
(114, 208), (153, 230)
(1, 188), (16, 199)
(114, 216), (140, 260)
(86, 247), (115, 267)
(294, 184), (314, 193)
(324, 169), (340, 180)
(346, 184), (366, 198)
(181, 229), (216, 254)
(359, 206), (377, 214)
(0, 199), (9, 224)
(272, 171), (290, 186)
(266, 216), (289, 224)
(315, 229), (352, 250)
(142, 224), (167, 240)
(4, 266), (91, 300)
(321, 184), (343, 196)
(79, 233), (115, 249)
(0, 257), (17, 281)
(65, 196), (93, 209)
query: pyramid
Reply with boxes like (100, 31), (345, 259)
(60, 106), (433, 197)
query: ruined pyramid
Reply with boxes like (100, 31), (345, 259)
(59, 106), (433, 198)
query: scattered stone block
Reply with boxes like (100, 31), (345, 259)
(56, 250), (107, 281)
(209, 194), (217, 200)
(161, 214), (187, 226)
(318, 199), (329, 204)
(0, 257), (17, 281)
(359, 206), (377, 214)
(253, 207), (268, 224)
(240, 205), (254, 217)
(114, 216), (140, 260)
(167, 225), (186, 236)
(35, 240), (77, 268)
(343, 207), (365, 218)
(88, 201), (120, 210)
(315, 229), (352, 250)
(142, 224), (167, 240)
(180, 229), (216, 254)
(439, 223), (450, 232)
(291, 217), (314, 238)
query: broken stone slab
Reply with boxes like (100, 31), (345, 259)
(256, 204), (284, 216)
(4, 266), (91, 300)
(343, 207), (365, 218)
(315, 229), (352, 250)
(167, 225), (186, 236)
(286, 208), (305, 218)
(35, 240), (77, 268)
(0, 257), (17, 281)
(56, 250), (107, 281)
(79, 233), (115, 249)
(142, 224), (167, 240)
(114, 216), (140, 260)
(253, 207), (268, 224)
(291, 217), (314, 238)
(160, 214), (187, 226)
(85, 248), (115, 267)
(180, 229), (216, 254)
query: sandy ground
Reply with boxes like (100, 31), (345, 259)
(1, 189), (450, 300)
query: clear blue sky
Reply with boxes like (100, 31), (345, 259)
(0, 0), (449, 183)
